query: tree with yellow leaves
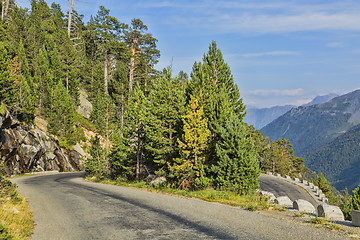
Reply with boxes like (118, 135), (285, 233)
(168, 95), (211, 189)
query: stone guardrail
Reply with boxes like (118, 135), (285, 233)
(264, 172), (328, 205)
(352, 210), (360, 227)
(261, 172), (346, 222)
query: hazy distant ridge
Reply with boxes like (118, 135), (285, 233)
(245, 93), (338, 129)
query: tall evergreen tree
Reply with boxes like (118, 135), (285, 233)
(212, 114), (260, 194)
(125, 84), (147, 181)
(145, 69), (186, 175)
(0, 42), (13, 106)
(188, 41), (246, 169)
(88, 6), (123, 93)
(50, 81), (76, 145)
(168, 96), (210, 189)
(123, 18), (160, 95)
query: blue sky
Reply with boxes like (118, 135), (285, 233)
(19, 0), (360, 108)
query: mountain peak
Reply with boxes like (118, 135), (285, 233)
(302, 93), (338, 107)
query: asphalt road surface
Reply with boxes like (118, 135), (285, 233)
(12, 172), (343, 240)
(258, 174), (318, 207)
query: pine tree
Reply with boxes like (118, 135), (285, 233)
(168, 96), (210, 189)
(109, 61), (129, 127)
(125, 84), (147, 181)
(145, 69), (186, 175)
(50, 81), (76, 146)
(89, 6), (123, 93)
(187, 41), (246, 170)
(0, 42), (13, 106)
(352, 185), (360, 211)
(340, 187), (353, 220)
(123, 18), (160, 95)
(108, 128), (133, 180)
(212, 114), (260, 195)
(85, 136), (108, 178)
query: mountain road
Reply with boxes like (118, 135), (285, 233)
(12, 172), (343, 240)
(258, 174), (318, 207)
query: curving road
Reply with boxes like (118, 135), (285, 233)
(259, 175), (318, 207)
(12, 172), (342, 240)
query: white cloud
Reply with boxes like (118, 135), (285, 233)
(146, 1), (360, 34)
(249, 88), (305, 97)
(326, 42), (343, 47)
(241, 51), (301, 57)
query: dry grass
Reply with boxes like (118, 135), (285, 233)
(0, 193), (33, 239)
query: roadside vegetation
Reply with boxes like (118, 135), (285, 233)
(0, 162), (33, 240)
(87, 176), (270, 211)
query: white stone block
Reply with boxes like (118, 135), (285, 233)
(301, 180), (308, 185)
(352, 210), (360, 227)
(260, 191), (276, 203)
(275, 196), (293, 207)
(293, 177), (300, 182)
(293, 199), (316, 213)
(317, 204), (344, 221)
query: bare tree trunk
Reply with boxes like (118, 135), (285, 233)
(2, 1), (5, 20)
(104, 50), (108, 93)
(66, 69), (69, 90)
(67, 0), (73, 38)
(129, 39), (136, 93)
(3, 0), (9, 20)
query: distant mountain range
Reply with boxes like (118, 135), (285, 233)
(244, 105), (295, 129)
(245, 93), (337, 129)
(261, 90), (360, 191)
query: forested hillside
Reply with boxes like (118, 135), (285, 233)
(305, 124), (360, 191)
(0, 0), (307, 194)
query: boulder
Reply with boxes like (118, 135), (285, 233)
(77, 89), (93, 119)
(274, 196), (293, 207)
(150, 176), (166, 187)
(293, 199), (315, 213)
(317, 204), (344, 221)
(352, 210), (360, 227)
(34, 116), (48, 133)
(73, 143), (86, 157)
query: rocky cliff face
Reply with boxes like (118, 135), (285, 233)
(0, 109), (84, 176)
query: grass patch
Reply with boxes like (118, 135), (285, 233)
(0, 191), (33, 239)
(293, 212), (304, 217)
(310, 215), (326, 224)
(86, 176), (270, 211)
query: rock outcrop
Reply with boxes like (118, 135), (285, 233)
(77, 89), (93, 119)
(0, 109), (84, 176)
